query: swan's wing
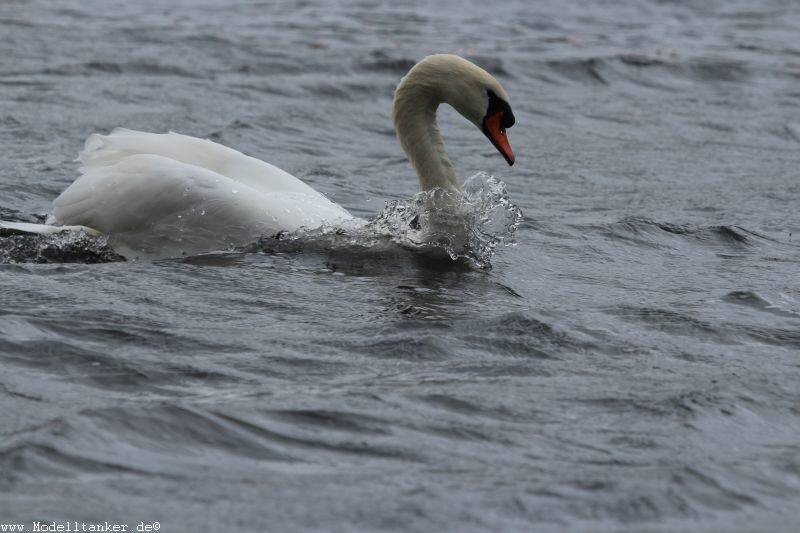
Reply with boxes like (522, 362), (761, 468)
(80, 128), (324, 196)
(53, 154), (351, 259)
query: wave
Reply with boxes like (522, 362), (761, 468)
(585, 217), (778, 252)
(0, 231), (123, 264)
(542, 53), (755, 88)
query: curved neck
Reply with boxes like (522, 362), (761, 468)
(392, 83), (460, 193)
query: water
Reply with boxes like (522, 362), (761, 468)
(1, 0), (799, 531)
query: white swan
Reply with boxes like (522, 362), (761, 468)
(0, 54), (515, 259)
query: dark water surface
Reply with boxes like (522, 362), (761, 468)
(2, 0), (799, 531)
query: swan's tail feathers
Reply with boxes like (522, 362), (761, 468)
(0, 220), (100, 237)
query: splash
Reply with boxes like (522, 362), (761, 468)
(259, 173), (523, 269)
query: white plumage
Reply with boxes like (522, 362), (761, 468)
(48, 129), (354, 258)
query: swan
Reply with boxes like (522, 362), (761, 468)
(0, 54), (515, 259)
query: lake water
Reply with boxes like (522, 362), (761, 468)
(1, 0), (799, 531)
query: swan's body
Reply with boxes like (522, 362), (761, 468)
(0, 54), (515, 259)
(46, 130), (355, 258)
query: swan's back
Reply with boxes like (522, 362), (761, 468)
(79, 128), (321, 195)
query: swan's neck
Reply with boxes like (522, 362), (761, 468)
(392, 85), (460, 193)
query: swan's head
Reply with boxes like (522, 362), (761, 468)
(395, 54), (516, 166)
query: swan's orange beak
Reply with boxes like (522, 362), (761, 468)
(482, 111), (515, 166)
